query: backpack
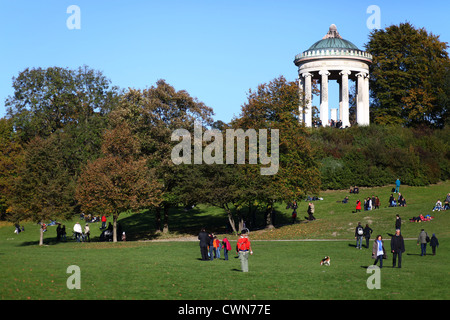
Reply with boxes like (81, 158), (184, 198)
(357, 227), (364, 236)
(237, 237), (249, 251)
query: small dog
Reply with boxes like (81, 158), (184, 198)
(320, 256), (331, 266)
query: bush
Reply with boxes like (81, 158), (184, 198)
(310, 124), (449, 190)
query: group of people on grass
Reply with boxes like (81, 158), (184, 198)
(432, 193), (450, 211)
(354, 213), (440, 269)
(288, 200), (316, 223)
(198, 228), (253, 272)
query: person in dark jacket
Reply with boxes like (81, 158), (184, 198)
(395, 214), (402, 230)
(364, 224), (373, 248)
(430, 234), (439, 256)
(391, 229), (405, 268)
(198, 228), (210, 261)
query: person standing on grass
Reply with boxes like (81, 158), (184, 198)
(417, 229), (429, 256)
(372, 235), (386, 268)
(430, 234), (439, 256)
(395, 214), (402, 231)
(101, 215), (107, 229)
(84, 223), (90, 242)
(222, 237), (231, 260)
(355, 199), (361, 213)
(355, 222), (364, 249)
(391, 229), (405, 268)
(236, 230), (253, 272)
(73, 222), (83, 242)
(364, 224), (373, 248)
(374, 196), (380, 209)
(208, 233), (215, 261)
(307, 202), (316, 221)
(395, 178), (401, 193)
(213, 236), (221, 259)
(198, 228), (210, 261)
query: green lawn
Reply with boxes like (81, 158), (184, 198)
(1, 181), (449, 300)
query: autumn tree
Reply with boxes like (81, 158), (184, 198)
(231, 76), (321, 228)
(365, 22), (450, 127)
(8, 134), (76, 245)
(76, 123), (162, 242)
(0, 118), (24, 220)
(109, 79), (214, 233)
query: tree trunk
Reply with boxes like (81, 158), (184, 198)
(224, 204), (237, 234)
(163, 203), (169, 234)
(265, 204), (275, 229)
(113, 214), (118, 242)
(39, 224), (44, 246)
(155, 206), (162, 233)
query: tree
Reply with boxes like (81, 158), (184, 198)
(0, 118), (24, 220)
(8, 134), (76, 245)
(231, 76), (321, 228)
(365, 22), (450, 127)
(76, 123), (162, 242)
(109, 80), (214, 233)
(6, 66), (120, 143)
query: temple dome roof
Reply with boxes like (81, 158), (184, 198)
(294, 24), (372, 65)
(306, 24), (359, 51)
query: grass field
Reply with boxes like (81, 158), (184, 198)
(1, 181), (449, 300)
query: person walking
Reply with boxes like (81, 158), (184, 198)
(236, 229), (253, 272)
(417, 229), (429, 256)
(364, 224), (373, 248)
(208, 233), (215, 261)
(355, 222), (364, 249)
(372, 235), (386, 268)
(101, 215), (107, 229)
(73, 222), (83, 242)
(394, 178), (401, 193)
(198, 228), (210, 261)
(395, 214), (402, 230)
(307, 202), (316, 221)
(391, 229), (405, 268)
(430, 234), (439, 256)
(222, 237), (231, 260)
(84, 223), (90, 242)
(355, 199), (361, 213)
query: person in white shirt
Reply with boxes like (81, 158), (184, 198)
(372, 235), (385, 268)
(73, 222), (83, 242)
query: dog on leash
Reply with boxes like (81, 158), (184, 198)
(320, 256), (331, 266)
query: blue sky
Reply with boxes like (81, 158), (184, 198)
(0, 0), (449, 123)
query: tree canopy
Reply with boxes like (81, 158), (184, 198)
(366, 22), (450, 127)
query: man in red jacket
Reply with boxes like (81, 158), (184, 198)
(236, 230), (253, 272)
(101, 215), (107, 229)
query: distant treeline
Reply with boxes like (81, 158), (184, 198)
(310, 124), (450, 190)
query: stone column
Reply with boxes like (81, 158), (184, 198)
(339, 70), (351, 128)
(298, 77), (304, 124)
(319, 70), (330, 126)
(356, 72), (367, 126)
(363, 74), (370, 125)
(302, 72), (313, 127)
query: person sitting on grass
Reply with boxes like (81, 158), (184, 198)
(389, 194), (396, 207)
(398, 196), (406, 207)
(432, 200), (443, 211)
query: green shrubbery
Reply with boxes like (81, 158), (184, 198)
(310, 125), (450, 190)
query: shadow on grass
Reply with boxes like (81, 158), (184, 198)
(16, 204), (294, 245)
(119, 206), (232, 241)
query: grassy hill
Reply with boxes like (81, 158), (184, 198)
(0, 181), (449, 300)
